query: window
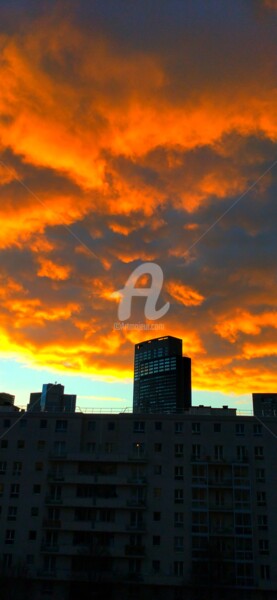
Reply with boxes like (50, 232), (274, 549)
(153, 511), (161, 521)
(235, 513), (252, 535)
(175, 444), (184, 457)
(214, 423), (221, 433)
(99, 509), (115, 523)
(4, 419), (11, 428)
(10, 484), (19, 498)
(33, 484), (41, 494)
(53, 441), (66, 456)
(12, 461), (22, 475)
(260, 565), (270, 581)
(105, 442), (114, 454)
(155, 422), (162, 431)
(174, 512), (184, 527)
(192, 512), (208, 533)
(174, 466), (183, 480)
(17, 440), (25, 449)
(174, 489), (184, 504)
(253, 424), (262, 436)
(31, 507), (39, 517)
(192, 465), (207, 483)
(20, 419), (27, 428)
(5, 530), (15, 544)
(7, 506), (17, 521)
(192, 422), (200, 435)
(3, 554), (12, 568)
(35, 462), (43, 472)
(257, 491), (266, 506)
(236, 423), (245, 436)
(37, 440), (45, 450)
(26, 555), (34, 565)
(88, 421), (96, 431)
(174, 536), (184, 551)
(175, 422), (183, 434)
(128, 558), (141, 575)
(154, 465), (162, 475)
(174, 561), (184, 576)
(192, 488), (207, 507)
(236, 446), (248, 461)
(214, 445), (223, 460)
(0, 461), (7, 474)
(254, 446), (264, 459)
(192, 444), (201, 460)
(152, 560), (160, 573)
(29, 530), (37, 541)
(108, 421), (115, 431)
(256, 468), (265, 482)
(154, 443), (162, 453)
(50, 485), (61, 501)
(153, 535), (160, 545)
(43, 556), (56, 573)
(0, 483), (4, 496)
(55, 420), (67, 432)
(86, 442), (96, 453)
(133, 442), (145, 456)
(40, 419), (47, 429)
(1, 440), (8, 449)
(133, 421), (145, 433)
(257, 515), (268, 530)
(259, 540), (269, 555)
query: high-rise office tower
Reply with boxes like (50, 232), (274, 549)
(27, 383), (76, 413)
(133, 336), (191, 413)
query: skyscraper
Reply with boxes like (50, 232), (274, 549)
(133, 336), (191, 413)
(27, 383), (76, 413)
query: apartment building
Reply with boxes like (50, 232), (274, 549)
(0, 405), (277, 599)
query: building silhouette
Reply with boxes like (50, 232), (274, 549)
(27, 384), (76, 413)
(252, 393), (277, 417)
(0, 402), (276, 599)
(133, 336), (191, 413)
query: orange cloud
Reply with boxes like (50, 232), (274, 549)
(167, 281), (204, 306)
(215, 311), (277, 342)
(37, 257), (72, 280)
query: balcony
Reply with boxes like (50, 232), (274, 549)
(128, 454), (148, 462)
(49, 452), (67, 460)
(126, 499), (146, 508)
(127, 477), (147, 485)
(126, 523), (146, 532)
(208, 479), (233, 488)
(41, 543), (59, 553)
(45, 496), (63, 505)
(47, 472), (65, 482)
(192, 477), (207, 486)
(125, 545), (145, 557)
(210, 527), (234, 536)
(43, 519), (61, 529)
(208, 503), (233, 512)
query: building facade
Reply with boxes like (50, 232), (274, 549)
(133, 336), (191, 413)
(0, 405), (277, 599)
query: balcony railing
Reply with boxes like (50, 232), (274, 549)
(42, 519), (61, 529)
(125, 545), (145, 556)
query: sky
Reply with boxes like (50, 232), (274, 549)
(0, 0), (276, 411)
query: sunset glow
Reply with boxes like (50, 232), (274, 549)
(0, 1), (277, 404)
